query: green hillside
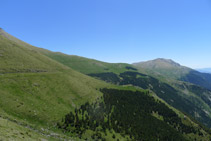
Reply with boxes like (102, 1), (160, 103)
(0, 29), (211, 140)
(0, 29), (109, 140)
(0, 30), (70, 73)
(35, 49), (134, 74)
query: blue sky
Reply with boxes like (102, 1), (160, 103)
(1, 0), (211, 68)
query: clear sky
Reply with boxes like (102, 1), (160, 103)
(1, 0), (211, 68)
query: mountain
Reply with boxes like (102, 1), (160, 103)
(38, 52), (211, 129)
(197, 68), (211, 74)
(0, 29), (211, 140)
(133, 58), (211, 90)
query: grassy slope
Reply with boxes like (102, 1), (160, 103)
(35, 48), (132, 74)
(0, 72), (109, 140)
(0, 30), (111, 140)
(0, 35), (70, 73)
(0, 116), (49, 141)
(0, 72), (107, 124)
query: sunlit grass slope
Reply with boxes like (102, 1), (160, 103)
(0, 28), (110, 139)
(0, 71), (107, 125)
(36, 49), (134, 74)
(0, 35), (71, 73)
(0, 116), (49, 141)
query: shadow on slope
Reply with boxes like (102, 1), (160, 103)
(88, 71), (211, 128)
(59, 88), (210, 141)
(181, 70), (211, 90)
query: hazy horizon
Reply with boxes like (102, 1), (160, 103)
(1, 0), (211, 68)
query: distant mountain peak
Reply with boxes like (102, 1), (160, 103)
(154, 58), (181, 67)
(133, 58), (181, 68)
(154, 58), (173, 62)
